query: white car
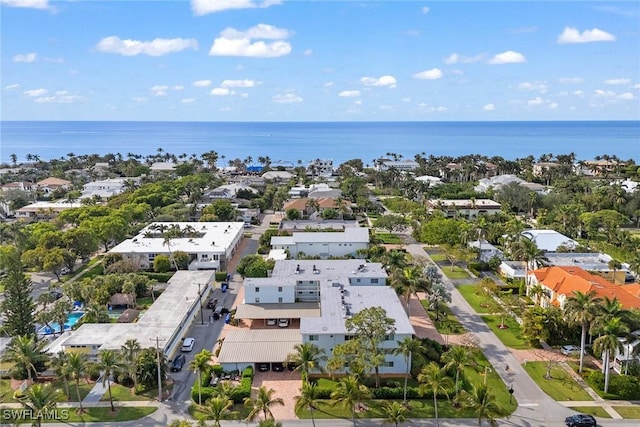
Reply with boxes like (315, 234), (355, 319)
(278, 319), (290, 328)
(266, 319), (277, 326)
(560, 345), (583, 356)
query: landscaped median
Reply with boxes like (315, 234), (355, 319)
(0, 402), (158, 424)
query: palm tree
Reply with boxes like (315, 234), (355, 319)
(200, 396), (234, 427)
(593, 317), (629, 393)
(2, 335), (48, 384)
(244, 386), (285, 422)
(381, 401), (409, 427)
(442, 345), (475, 397)
(189, 349), (212, 405)
(395, 265), (430, 315)
(66, 351), (88, 413)
(121, 339), (141, 393)
(285, 343), (327, 382)
(257, 421), (282, 427)
(565, 290), (602, 373)
(330, 375), (371, 427)
(15, 383), (63, 427)
(607, 259), (622, 284)
(50, 351), (70, 397)
(456, 383), (502, 427)
(418, 362), (453, 427)
(294, 382), (321, 427)
(393, 337), (425, 404)
(97, 349), (124, 411)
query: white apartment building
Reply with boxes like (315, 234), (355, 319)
(270, 226), (369, 258)
(109, 222), (244, 271)
(80, 177), (139, 200)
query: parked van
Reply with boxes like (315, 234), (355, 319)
(181, 337), (195, 352)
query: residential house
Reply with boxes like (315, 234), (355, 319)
(613, 330), (640, 374)
(521, 229), (578, 252)
(15, 200), (83, 221)
(375, 159), (420, 172)
(426, 199), (502, 219)
(468, 239), (504, 262)
(204, 183), (258, 200)
(262, 170), (294, 182)
(415, 175), (443, 187)
(308, 159), (334, 177)
(36, 177), (71, 195)
(1, 181), (35, 193)
(271, 226), (369, 258)
(80, 177), (138, 200)
(282, 197), (347, 219)
(475, 174), (548, 195)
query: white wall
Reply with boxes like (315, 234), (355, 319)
(244, 284), (296, 304)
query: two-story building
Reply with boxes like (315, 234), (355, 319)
(109, 222), (244, 271)
(426, 199), (502, 219)
(270, 226), (369, 258)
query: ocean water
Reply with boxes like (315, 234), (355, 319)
(1, 121), (638, 166)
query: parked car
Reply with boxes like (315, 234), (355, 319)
(210, 375), (220, 387)
(561, 345), (585, 356)
(181, 337), (195, 352)
(266, 319), (277, 326)
(49, 290), (63, 300)
(258, 363), (270, 372)
(278, 319), (289, 328)
(272, 363), (284, 372)
(206, 298), (218, 309)
(565, 414), (596, 427)
(171, 354), (186, 372)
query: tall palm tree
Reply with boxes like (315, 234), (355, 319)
(121, 338), (141, 393)
(200, 396), (234, 427)
(285, 343), (327, 382)
(395, 265), (430, 315)
(442, 345), (475, 397)
(393, 337), (425, 404)
(244, 386), (285, 422)
(294, 382), (320, 427)
(330, 375), (371, 427)
(456, 383), (502, 427)
(97, 349), (124, 411)
(418, 362), (454, 427)
(50, 351), (70, 397)
(565, 290), (602, 373)
(15, 383), (63, 427)
(381, 401), (409, 427)
(189, 349), (212, 406)
(2, 335), (48, 384)
(593, 317), (629, 393)
(66, 351), (88, 413)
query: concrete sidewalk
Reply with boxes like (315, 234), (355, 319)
(82, 377), (109, 404)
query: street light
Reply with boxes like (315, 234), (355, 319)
(151, 336), (166, 402)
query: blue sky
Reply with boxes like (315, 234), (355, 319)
(1, 0), (639, 121)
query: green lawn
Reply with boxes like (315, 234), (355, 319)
(457, 285), (493, 314)
(50, 378), (94, 402)
(375, 233), (403, 244)
(429, 252), (447, 262)
(441, 266), (471, 279)
(421, 300), (465, 335)
(100, 384), (154, 402)
(481, 315), (529, 349)
(568, 406), (611, 418)
(523, 362), (593, 401)
(3, 407), (157, 424)
(189, 402), (249, 421)
(0, 378), (14, 403)
(612, 406), (640, 418)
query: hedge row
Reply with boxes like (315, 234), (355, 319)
(191, 365), (254, 405)
(312, 385), (449, 400)
(586, 371), (640, 400)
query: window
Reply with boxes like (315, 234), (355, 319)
(309, 335), (319, 341)
(384, 334), (394, 341)
(255, 287), (260, 292)
(278, 286), (283, 292)
(255, 297), (260, 303)
(278, 297), (283, 303)
(344, 335), (355, 341)
(383, 361), (394, 367)
(371, 278), (378, 284)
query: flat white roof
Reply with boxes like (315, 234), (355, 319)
(217, 329), (302, 364)
(521, 229), (577, 252)
(109, 221), (244, 254)
(16, 201), (83, 212)
(271, 227), (369, 245)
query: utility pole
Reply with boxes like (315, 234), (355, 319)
(151, 336), (166, 402)
(196, 283), (205, 325)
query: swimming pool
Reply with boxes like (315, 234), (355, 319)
(38, 311), (85, 335)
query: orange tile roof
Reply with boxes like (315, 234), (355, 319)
(37, 177), (71, 186)
(283, 197), (338, 211)
(531, 266), (640, 310)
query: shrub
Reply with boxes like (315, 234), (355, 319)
(211, 364), (224, 375)
(201, 371), (212, 387)
(191, 385), (215, 403)
(585, 371), (605, 391)
(134, 383), (147, 395)
(215, 272), (228, 282)
(609, 375), (640, 400)
(230, 377), (252, 403)
(371, 386), (420, 400)
(242, 366), (254, 378)
(313, 386), (333, 399)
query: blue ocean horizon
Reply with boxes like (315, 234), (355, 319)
(1, 120), (639, 166)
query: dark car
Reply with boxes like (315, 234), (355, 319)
(565, 414), (596, 427)
(171, 354), (186, 372)
(49, 291), (63, 300)
(258, 363), (269, 372)
(272, 363), (284, 372)
(206, 298), (218, 309)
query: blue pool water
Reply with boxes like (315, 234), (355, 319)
(38, 311), (85, 335)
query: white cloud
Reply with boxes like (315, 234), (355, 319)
(413, 68), (443, 80)
(517, 82), (548, 93)
(443, 52), (485, 64)
(360, 75), (397, 87)
(193, 80), (212, 87)
(604, 78), (631, 85)
(273, 93), (303, 104)
(33, 94), (86, 104)
(594, 89), (616, 98)
(209, 24), (292, 58)
(173, 85), (184, 90)
(150, 85), (169, 96)
(4, 84), (20, 90)
(240, 93), (249, 98)
(0, 0), (48, 9)
(303, 49), (313, 56)
(559, 77), (584, 84)
(402, 97), (411, 103)
(573, 90), (585, 96)
(43, 57), (64, 63)
(557, 27), (616, 44)
(634, 83), (640, 89)
(132, 97), (147, 102)
(488, 51), (526, 64)
(421, 6), (430, 14)
(24, 88), (47, 96)
(339, 90), (361, 98)
(210, 88), (233, 96)
(191, 0), (281, 16)
(181, 98), (196, 103)
(354, 100), (362, 106)
(323, 82), (334, 88)
(483, 103), (496, 111)
(549, 102), (559, 110)
(96, 36), (198, 56)
(13, 52), (36, 63)
(220, 79), (259, 88)
(527, 97), (544, 106)
(617, 92), (635, 100)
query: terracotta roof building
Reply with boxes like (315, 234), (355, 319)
(528, 266), (640, 310)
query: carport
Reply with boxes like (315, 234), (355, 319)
(217, 329), (302, 372)
(235, 303), (320, 327)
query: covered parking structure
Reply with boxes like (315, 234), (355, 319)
(217, 329), (302, 372)
(234, 303), (320, 327)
